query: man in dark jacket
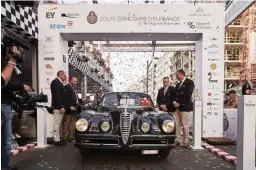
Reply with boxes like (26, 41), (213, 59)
(1, 81), (31, 170)
(62, 76), (79, 142)
(156, 77), (176, 113)
(50, 70), (67, 146)
(173, 69), (194, 147)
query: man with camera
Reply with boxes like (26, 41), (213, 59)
(1, 46), (31, 170)
(50, 70), (68, 146)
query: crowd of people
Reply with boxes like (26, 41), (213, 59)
(156, 69), (194, 148)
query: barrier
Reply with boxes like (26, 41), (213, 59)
(237, 95), (256, 170)
(190, 101), (204, 151)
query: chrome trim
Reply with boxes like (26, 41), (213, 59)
(82, 138), (120, 145)
(120, 111), (131, 145)
(131, 139), (168, 145)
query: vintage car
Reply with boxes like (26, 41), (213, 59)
(74, 92), (176, 159)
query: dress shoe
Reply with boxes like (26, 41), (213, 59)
(54, 141), (66, 146)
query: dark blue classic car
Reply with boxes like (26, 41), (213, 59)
(74, 92), (176, 159)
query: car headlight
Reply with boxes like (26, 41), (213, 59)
(101, 121), (110, 132)
(76, 119), (88, 132)
(141, 122), (150, 133)
(162, 120), (175, 133)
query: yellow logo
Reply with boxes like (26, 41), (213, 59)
(210, 63), (217, 70)
(48, 7), (57, 11)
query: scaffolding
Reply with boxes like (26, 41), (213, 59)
(241, 3), (256, 81)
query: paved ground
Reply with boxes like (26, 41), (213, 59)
(214, 145), (236, 156)
(11, 143), (236, 170)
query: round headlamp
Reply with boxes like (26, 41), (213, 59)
(75, 119), (88, 132)
(162, 120), (175, 133)
(141, 122), (150, 133)
(101, 121), (110, 132)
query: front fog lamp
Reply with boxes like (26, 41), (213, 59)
(75, 119), (88, 132)
(162, 120), (175, 133)
(141, 122), (150, 133)
(101, 122), (110, 132)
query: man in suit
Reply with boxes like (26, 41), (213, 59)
(50, 70), (67, 146)
(156, 77), (176, 113)
(173, 69), (194, 147)
(62, 76), (79, 142)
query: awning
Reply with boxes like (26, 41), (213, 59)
(1, 1), (38, 42)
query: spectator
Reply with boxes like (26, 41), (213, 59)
(226, 90), (238, 108)
(173, 69), (194, 148)
(62, 76), (79, 142)
(50, 70), (67, 146)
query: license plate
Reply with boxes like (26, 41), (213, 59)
(142, 150), (158, 155)
(120, 99), (135, 106)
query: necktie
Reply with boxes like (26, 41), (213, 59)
(164, 88), (167, 95)
(70, 84), (79, 105)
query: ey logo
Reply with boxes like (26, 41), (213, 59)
(46, 7), (57, 19)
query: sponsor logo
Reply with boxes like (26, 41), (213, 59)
(44, 57), (54, 61)
(208, 72), (219, 76)
(45, 36), (53, 42)
(87, 11), (98, 24)
(63, 55), (66, 63)
(61, 13), (79, 18)
(46, 71), (54, 76)
(187, 21), (211, 29)
(207, 103), (212, 106)
(46, 12), (55, 18)
(46, 78), (51, 85)
(208, 44), (219, 48)
(68, 21), (73, 27)
(209, 37), (218, 41)
(208, 58), (219, 61)
(188, 7), (211, 17)
(208, 51), (218, 54)
(44, 51), (54, 55)
(210, 63), (217, 70)
(50, 24), (66, 30)
(207, 112), (212, 115)
(48, 7), (57, 11)
(208, 74), (218, 83)
(245, 100), (256, 107)
(46, 7), (57, 19)
(45, 64), (53, 69)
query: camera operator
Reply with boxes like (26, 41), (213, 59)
(1, 52), (31, 170)
(1, 46), (19, 86)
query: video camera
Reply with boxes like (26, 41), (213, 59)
(1, 29), (29, 64)
(12, 90), (53, 119)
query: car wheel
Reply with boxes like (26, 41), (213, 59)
(80, 149), (89, 159)
(158, 149), (170, 159)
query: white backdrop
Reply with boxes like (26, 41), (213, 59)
(38, 4), (225, 145)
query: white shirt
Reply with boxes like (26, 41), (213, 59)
(179, 77), (187, 88)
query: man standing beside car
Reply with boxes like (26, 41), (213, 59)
(62, 76), (79, 142)
(50, 70), (67, 146)
(173, 69), (194, 148)
(156, 77), (176, 112)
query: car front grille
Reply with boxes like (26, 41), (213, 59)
(120, 112), (131, 145)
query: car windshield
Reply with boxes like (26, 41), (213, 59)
(102, 93), (153, 107)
